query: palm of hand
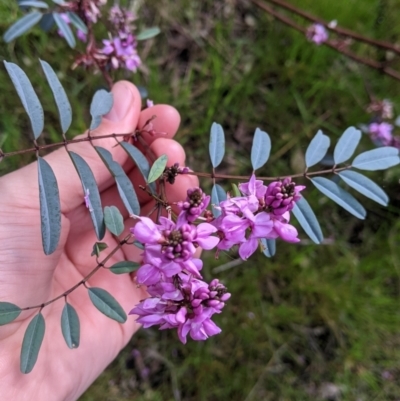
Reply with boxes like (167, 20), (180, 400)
(0, 82), (197, 401)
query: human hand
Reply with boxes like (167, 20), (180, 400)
(0, 81), (198, 401)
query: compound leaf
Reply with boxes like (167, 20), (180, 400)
(0, 302), (21, 325)
(90, 89), (113, 130)
(95, 147), (140, 215)
(40, 59), (72, 134)
(67, 11), (87, 34)
(305, 130), (330, 168)
(53, 12), (75, 48)
(292, 196), (323, 244)
(110, 261), (140, 274)
(88, 287), (127, 323)
(61, 303), (80, 349)
(3, 11), (42, 42)
(209, 122), (225, 168)
(69, 151), (105, 240)
(136, 27), (160, 40)
(19, 1), (49, 8)
(38, 157), (61, 254)
(260, 238), (276, 257)
(311, 177), (366, 219)
(20, 313), (45, 374)
(251, 128), (271, 170)
(352, 147), (400, 171)
(4, 61), (44, 139)
(338, 170), (389, 206)
(333, 126), (361, 164)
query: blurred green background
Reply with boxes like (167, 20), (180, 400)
(1, 0), (400, 400)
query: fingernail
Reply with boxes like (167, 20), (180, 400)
(104, 83), (134, 122)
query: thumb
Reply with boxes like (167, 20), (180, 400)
(2, 81), (142, 213)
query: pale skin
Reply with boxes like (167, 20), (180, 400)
(0, 81), (198, 401)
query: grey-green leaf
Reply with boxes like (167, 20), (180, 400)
(69, 151), (105, 240)
(3, 11), (42, 42)
(19, 0), (49, 8)
(67, 11), (88, 34)
(260, 238), (276, 257)
(211, 184), (227, 217)
(338, 170), (389, 206)
(311, 177), (366, 219)
(251, 128), (271, 170)
(20, 313), (45, 374)
(209, 122), (225, 168)
(88, 287), (127, 323)
(147, 154), (168, 184)
(0, 302), (21, 325)
(119, 141), (156, 193)
(61, 303), (80, 349)
(104, 206), (124, 236)
(40, 59), (72, 134)
(110, 261), (140, 274)
(38, 157), (61, 254)
(90, 90), (113, 130)
(333, 126), (362, 164)
(136, 27), (161, 41)
(95, 146), (140, 215)
(53, 12), (75, 48)
(4, 61), (44, 139)
(352, 147), (400, 171)
(292, 196), (323, 244)
(305, 130), (330, 168)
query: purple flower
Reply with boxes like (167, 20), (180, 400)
(264, 178), (305, 216)
(177, 187), (211, 224)
(306, 24), (329, 45)
(57, 13), (87, 42)
(146, 99), (154, 108)
(368, 122), (393, 146)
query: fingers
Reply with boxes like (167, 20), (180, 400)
(0, 81), (141, 213)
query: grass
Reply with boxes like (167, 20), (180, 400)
(1, 0), (400, 400)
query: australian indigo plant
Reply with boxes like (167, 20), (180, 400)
(1, 0), (400, 378)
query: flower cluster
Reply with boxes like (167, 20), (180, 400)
(364, 99), (400, 149)
(306, 23), (329, 45)
(129, 175), (305, 342)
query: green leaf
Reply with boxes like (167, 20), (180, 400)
(3, 11), (42, 42)
(311, 177), (366, 219)
(104, 206), (124, 236)
(38, 157), (61, 254)
(95, 146), (140, 216)
(251, 128), (271, 170)
(136, 27), (161, 40)
(147, 154), (168, 184)
(231, 183), (241, 197)
(69, 151), (105, 240)
(88, 288), (127, 323)
(3, 61), (44, 139)
(40, 60), (72, 134)
(61, 303), (80, 349)
(338, 170), (389, 206)
(0, 302), (21, 325)
(292, 196), (323, 244)
(333, 127), (361, 164)
(90, 90), (113, 130)
(119, 141), (156, 193)
(110, 261), (140, 274)
(305, 130), (330, 168)
(209, 122), (225, 168)
(53, 12), (75, 48)
(20, 313), (45, 374)
(211, 184), (227, 217)
(91, 242), (108, 257)
(352, 147), (400, 171)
